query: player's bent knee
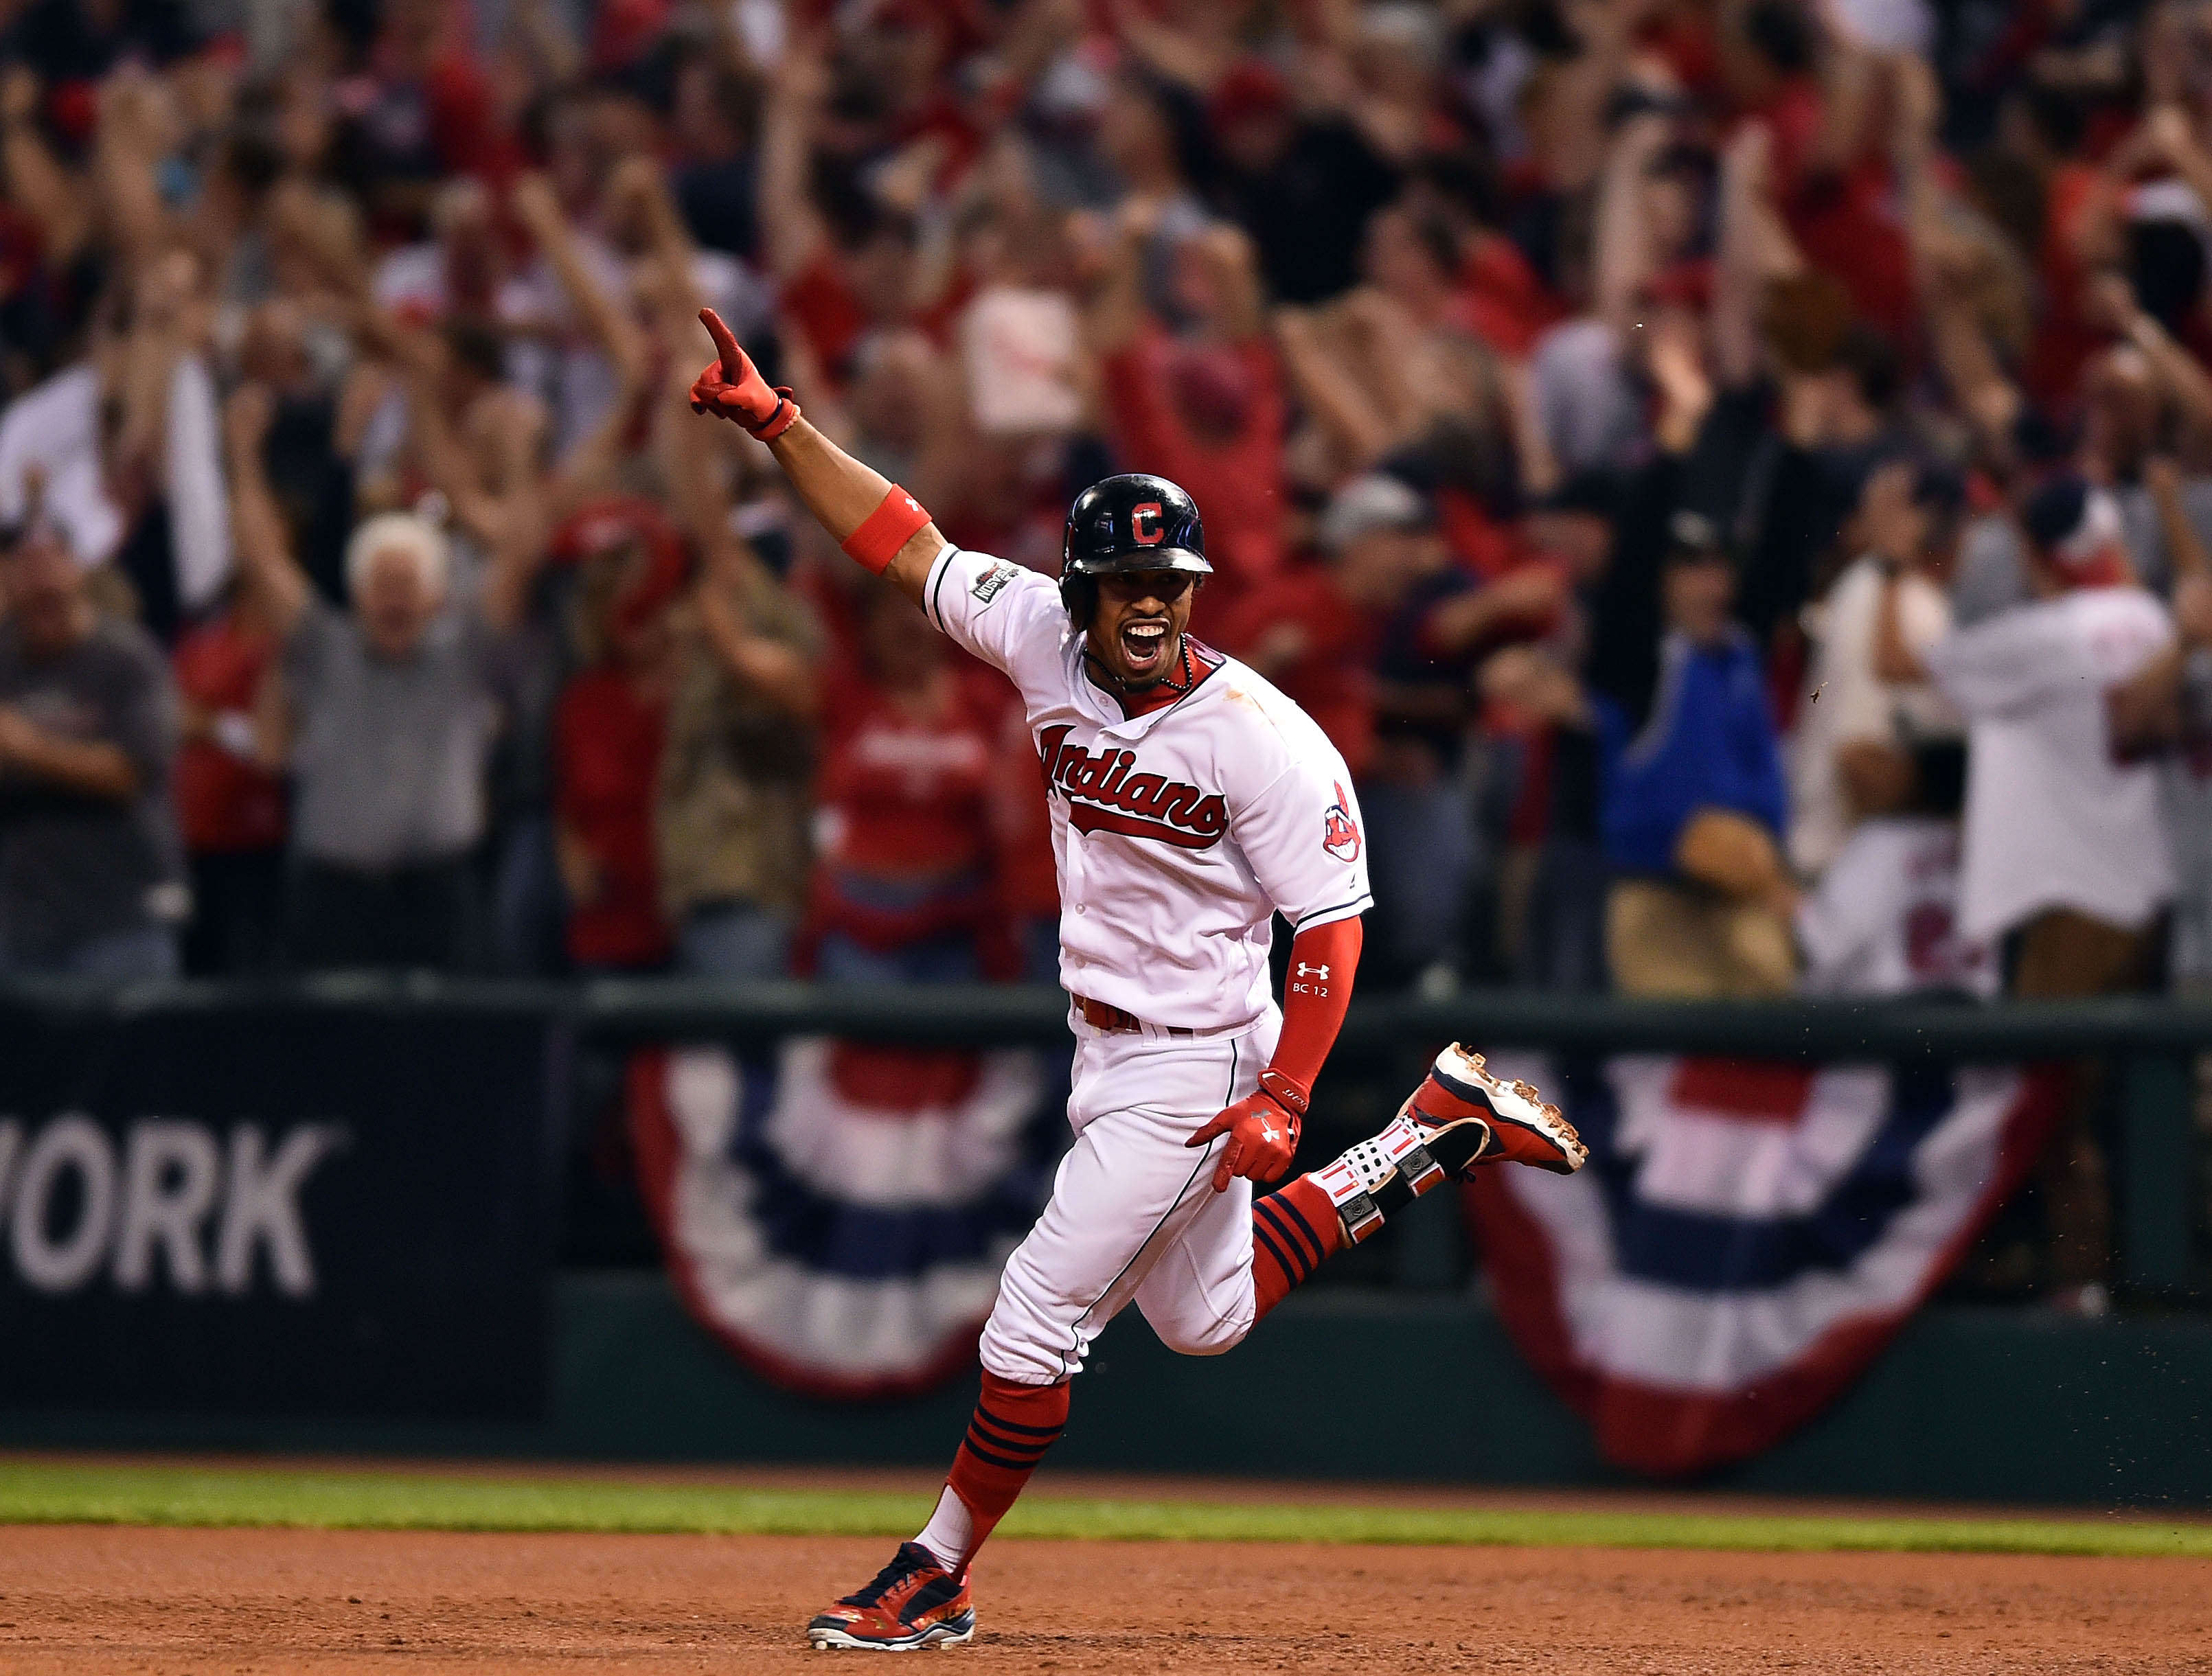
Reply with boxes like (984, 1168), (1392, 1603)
(979, 1320), (1073, 1385)
(979, 1266), (1086, 1384)
(1146, 1309), (1252, 1359)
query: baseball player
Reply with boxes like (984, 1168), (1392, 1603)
(688, 310), (1586, 1652)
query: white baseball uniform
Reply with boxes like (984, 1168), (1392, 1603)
(921, 543), (1372, 1384)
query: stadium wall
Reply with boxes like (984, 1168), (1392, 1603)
(1, 980), (2206, 1506)
(1, 1268), (2207, 1508)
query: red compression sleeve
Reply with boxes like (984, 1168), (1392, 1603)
(1268, 918), (1362, 1101)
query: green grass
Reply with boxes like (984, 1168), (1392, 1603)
(0, 1461), (2205, 1559)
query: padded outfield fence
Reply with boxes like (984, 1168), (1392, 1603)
(0, 976), (2209, 1504)
(2, 974), (2206, 1298)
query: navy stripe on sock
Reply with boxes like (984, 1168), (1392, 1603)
(1269, 1191), (1330, 1269)
(968, 1418), (1058, 1459)
(969, 1412), (1056, 1448)
(959, 1437), (1042, 1474)
(1251, 1213), (1299, 1281)
(1255, 1201), (1312, 1279)
(975, 1405), (1064, 1438)
(1255, 1197), (1316, 1277)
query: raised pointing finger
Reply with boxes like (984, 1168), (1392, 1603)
(698, 307), (744, 378)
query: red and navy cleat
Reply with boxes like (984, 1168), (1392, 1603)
(1401, 1044), (1586, 1177)
(806, 1541), (977, 1651)
(1313, 1046), (1587, 1243)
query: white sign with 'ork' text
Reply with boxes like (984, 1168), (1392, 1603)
(0, 1116), (346, 1299)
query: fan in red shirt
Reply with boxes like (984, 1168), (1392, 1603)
(757, 27), (979, 388)
(341, 0), (519, 225)
(1091, 207), (1286, 634)
(172, 584), (288, 976)
(1216, 535), (1387, 782)
(986, 698), (1060, 983)
(804, 580), (1012, 983)
(1724, 1), (1915, 347)
(1995, 87), (2112, 409)
(552, 516), (691, 973)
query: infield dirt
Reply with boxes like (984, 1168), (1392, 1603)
(0, 1523), (2207, 1673)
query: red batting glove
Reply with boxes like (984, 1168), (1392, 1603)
(689, 307), (801, 439)
(1187, 1086), (1301, 1193)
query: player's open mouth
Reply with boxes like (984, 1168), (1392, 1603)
(1120, 619), (1170, 674)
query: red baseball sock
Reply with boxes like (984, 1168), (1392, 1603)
(1251, 1175), (1343, 1320)
(929, 1371), (1070, 1565)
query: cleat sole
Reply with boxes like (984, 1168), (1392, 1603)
(1426, 1047), (1588, 1175)
(806, 1619), (976, 1651)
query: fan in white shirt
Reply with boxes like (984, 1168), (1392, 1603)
(1880, 476), (2196, 966)
(1796, 741), (1994, 998)
(1790, 459), (1963, 880)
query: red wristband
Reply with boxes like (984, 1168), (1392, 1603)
(841, 485), (932, 574)
(1257, 1068), (1310, 1118)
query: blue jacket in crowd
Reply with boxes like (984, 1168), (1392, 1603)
(1594, 630), (1787, 875)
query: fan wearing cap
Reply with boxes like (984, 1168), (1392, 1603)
(1878, 474), (2182, 995)
(1596, 507), (1794, 998)
(687, 308), (1584, 1651)
(1218, 473), (1435, 778)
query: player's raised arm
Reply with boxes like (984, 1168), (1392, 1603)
(689, 308), (942, 606)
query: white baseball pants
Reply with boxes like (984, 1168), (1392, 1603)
(979, 1009), (1281, 1386)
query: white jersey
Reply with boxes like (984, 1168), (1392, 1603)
(1794, 817), (1995, 998)
(1788, 555), (1957, 879)
(1922, 586), (2176, 941)
(924, 543), (1372, 1033)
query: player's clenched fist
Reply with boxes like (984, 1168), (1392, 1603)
(689, 307), (801, 439)
(1187, 1089), (1301, 1193)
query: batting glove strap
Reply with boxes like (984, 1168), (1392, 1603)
(690, 363), (801, 439)
(1257, 1068), (1310, 1118)
(750, 387), (801, 441)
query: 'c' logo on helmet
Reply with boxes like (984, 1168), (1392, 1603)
(1132, 501), (1164, 545)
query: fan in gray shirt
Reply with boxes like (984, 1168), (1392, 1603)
(282, 596), (500, 870)
(230, 370), (546, 971)
(0, 522), (185, 978)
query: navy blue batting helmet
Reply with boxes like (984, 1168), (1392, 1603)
(1060, 473), (1211, 622)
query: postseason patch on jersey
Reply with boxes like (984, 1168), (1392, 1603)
(1323, 781), (1361, 862)
(971, 562), (1018, 605)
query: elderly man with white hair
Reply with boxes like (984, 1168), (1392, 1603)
(227, 387), (543, 972)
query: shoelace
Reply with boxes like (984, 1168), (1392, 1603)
(840, 1544), (938, 1608)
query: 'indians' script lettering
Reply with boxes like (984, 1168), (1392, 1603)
(1037, 726), (1229, 849)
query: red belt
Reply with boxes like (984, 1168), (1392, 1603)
(1071, 994), (1195, 1037)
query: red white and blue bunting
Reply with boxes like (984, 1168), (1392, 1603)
(628, 1039), (1064, 1400)
(1463, 1051), (2067, 1476)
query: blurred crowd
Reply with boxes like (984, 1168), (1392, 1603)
(5, 0), (2212, 1040)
